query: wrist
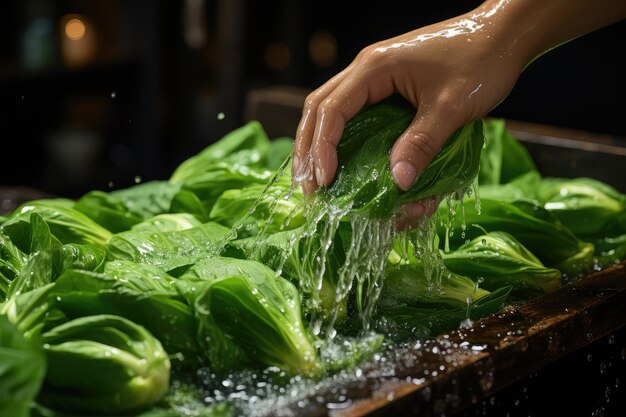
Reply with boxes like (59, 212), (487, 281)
(468, 0), (550, 72)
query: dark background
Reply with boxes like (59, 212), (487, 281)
(1, 0), (625, 197)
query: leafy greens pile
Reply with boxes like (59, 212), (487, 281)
(1, 100), (625, 417)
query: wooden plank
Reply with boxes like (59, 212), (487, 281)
(303, 263), (626, 417)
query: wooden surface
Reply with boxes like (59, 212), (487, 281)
(292, 263), (626, 417)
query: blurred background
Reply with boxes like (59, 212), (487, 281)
(1, 0), (625, 198)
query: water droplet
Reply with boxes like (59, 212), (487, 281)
(134, 175), (142, 184)
(111, 91), (117, 98)
(607, 334), (615, 345)
(217, 112), (225, 120)
(587, 354), (593, 362)
(108, 181), (114, 188)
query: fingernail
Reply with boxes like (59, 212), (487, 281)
(392, 161), (417, 191)
(292, 155), (301, 175)
(315, 166), (324, 186)
(404, 203), (426, 219)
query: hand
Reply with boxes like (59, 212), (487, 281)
(292, 0), (626, 225)
(292, 9), (526, 224)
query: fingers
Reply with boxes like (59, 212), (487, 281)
(395, 195), (441, 231)
(293, 67), (354, 194)
(390, 102), (463, 191)
(311, 71), (394, 187)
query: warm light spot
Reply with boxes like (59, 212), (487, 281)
(65, 18), (86, 41)
(309, 31), (337, 67)
(264, 42), (290, 71)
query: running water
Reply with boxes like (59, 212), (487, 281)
(216, 154), (294, 253)
(219, 151), (481, 337)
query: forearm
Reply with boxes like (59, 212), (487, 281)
(471, 0), (626, 67)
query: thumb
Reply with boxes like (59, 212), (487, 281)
(390, 109), (462, 191)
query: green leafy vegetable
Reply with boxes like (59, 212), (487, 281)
(0, 315), (46, 417)
(324, 98), (484, 218)
(178, 257), (319, 375)
(442, 231), (561, 296)
(51, 269), (200, 364)
(131, 213), (202, 233)
(227, 224), (348, 321)
(170, 121), (270, 183)
(39, 314), (170, 415)
(2, 200), (112, 250)
(0, 232), (26, 301)
(379, 263), (489, 309)
(210, 180), (304, 235)
(533, 177), (626, 237)
(479, 119), (537, 185)
(267, 137), (294, 170)
(3, 214), (105, 299)
(75, 181), (183, 233)
(377, 287), (512, 342)
(592, 233), (626, 267)
(438, 199), (594, 277)
(106, 222), (230, 274)
(168, 190), (212, 222)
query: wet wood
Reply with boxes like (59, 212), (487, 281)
(327, 263), (626, 417)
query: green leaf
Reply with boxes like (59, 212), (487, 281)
(75, 181), (183, 233)
(51, 269), (201, 366)
(180, 257), (319, 375)
(168, 190), (211, 222)
(592, 233), (626, 268)
(2, 200), (112, 250)
(227, 224), (348, 322)
(0, 315), (46, 417)
(266, 137), (294, 170)
(131, 213), (202, 233)
(7, 239), (105, 301)
(379, 263), (490, 309)
(209, 180), (304, 235)
(533, 177), (626, 237)
(39, 314), (170, 415)
(106, 222), (230, 274)
(377, 286), (512, 342)
(479, 119), (537, 185)
(74, 191), (144, 233)
(179, 164), (274, 212)
(170, 121), (270, 183)
(442, 231), (561, 297)
(324, 97), (484, 218)
(438, 199), (594, 278)
(0, 284), (56, 339)
(0, 232), (27, 301)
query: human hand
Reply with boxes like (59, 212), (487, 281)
(292, 2), (533, 226)
(293, 0), (626, 227)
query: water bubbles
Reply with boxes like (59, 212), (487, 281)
(607, 334), (615, 345)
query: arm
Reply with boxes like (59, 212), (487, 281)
(293, 0), (626, 219)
